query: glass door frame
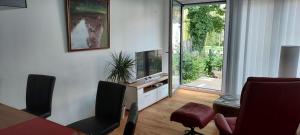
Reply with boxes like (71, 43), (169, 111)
(169, 0), (183, 96)
(169, 0), (230, 95)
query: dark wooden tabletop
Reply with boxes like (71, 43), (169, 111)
(0, 103), (86, 135)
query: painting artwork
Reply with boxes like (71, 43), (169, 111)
(66, 0), (110, 52)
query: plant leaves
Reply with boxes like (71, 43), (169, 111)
(107, 51), (135, 83)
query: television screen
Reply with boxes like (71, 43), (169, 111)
(136, 50), (162, 79)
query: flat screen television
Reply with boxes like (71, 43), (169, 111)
(136, 50), (162, 79)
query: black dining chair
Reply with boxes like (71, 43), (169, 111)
(123, 103), (138, 135)
(68, 81), (126, 135)
(23, 74), (56, 118)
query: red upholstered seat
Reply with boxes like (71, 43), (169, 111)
(225, 117), (236, 131)
(170, 102), (215, 129)
(214, 77), (300, 135)
(214, 114), (237, 135)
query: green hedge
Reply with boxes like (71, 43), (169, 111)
(182, 50), (223, 83)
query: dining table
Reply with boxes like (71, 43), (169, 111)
(0, 103), (86, 135)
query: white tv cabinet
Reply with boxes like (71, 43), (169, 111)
(125, 75), (169, 111)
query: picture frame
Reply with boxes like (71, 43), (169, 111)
(66, 0), (110, 52)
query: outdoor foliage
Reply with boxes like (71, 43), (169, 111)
(181, 50), (223, 83)
(180, 4), (225, 83)
(212, 53), (223, 71)
(182, 53), (205, 83)
(204, 50), (214, 77)
(186, 5), (225, 53)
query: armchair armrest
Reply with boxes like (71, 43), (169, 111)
(296, 123), (300, 135)
(214, 113), (234, 135)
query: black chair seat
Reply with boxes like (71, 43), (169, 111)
(68, 117), (120, 135)
(23, 109), (51, 118)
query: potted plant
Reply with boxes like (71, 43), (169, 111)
(106, 51), (135, 84)
(106, 51), (135, 119)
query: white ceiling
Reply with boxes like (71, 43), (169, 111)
(177, 0), (226, 5)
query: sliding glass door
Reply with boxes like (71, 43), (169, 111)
(170, 0), (182, 91)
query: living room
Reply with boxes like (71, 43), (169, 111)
(0, 0), (300, 135)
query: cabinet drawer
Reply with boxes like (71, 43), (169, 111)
(138, 90), (157, 110)
(157, 85), (169, 100)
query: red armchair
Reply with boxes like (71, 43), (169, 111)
(215, 77), (300, 135)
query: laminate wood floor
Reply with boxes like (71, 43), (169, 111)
(110, 89), (220, 135)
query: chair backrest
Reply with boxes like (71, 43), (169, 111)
(240, 77), (300, 104)
(123, 103), (138, 135)
(234, 81), (300, 135)
(26, 74), (56, 114)
(95, 81), (126, 123)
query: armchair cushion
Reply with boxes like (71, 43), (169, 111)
(235, 82), (300, 135)
(170, 102), (215, 128)
(214, 113), (235, 135)
(240, 77), (300, 105)
(226, 117), (236, 132)
(297, 124), (300, 135)
(215, 77), (300, 135)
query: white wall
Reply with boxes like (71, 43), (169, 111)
(0, 0), (169, 125)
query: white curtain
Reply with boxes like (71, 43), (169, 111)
(224, 0), (300, 96)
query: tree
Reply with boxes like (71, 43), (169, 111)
(187, 5), (225, 53)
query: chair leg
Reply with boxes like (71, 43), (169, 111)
(184, 127), (204, 135)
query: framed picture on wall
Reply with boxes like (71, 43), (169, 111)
(66, 0), (110, 52)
